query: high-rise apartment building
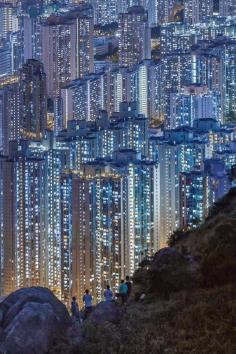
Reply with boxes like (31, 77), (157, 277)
(62, 165), (123, 305)
(0, 155), (6, 294)
(153, 127), (209, 246)
(115, 151), (158, 275)
(0, 60), (47, 153)
(64, 152), (158, 305)
(161, 54), (192, 124)
(92, 0), (118, 25)
(41, 4), (94, 98)
(44, 133), (68, 299)
(61, 62), (160, 123)
(180, 159), (231, 229)
(0, 2), (18, 40)
(0, 42), (11, 77)
(179, 170), (206, 229)
(184, 0), (214, 24)
(0, 136), (69, 297)
(160, 23), (196, 56)
(20, 14), (42, 63)
(58, 101), (148, 170)
(20, 59), (47, 139)
(9, 31), (22, 73)
(0, 76), (20, 154)
(169, 85), (222, 128)
(1, 142), (47, 294)
(142, 0), (179, 25)
(118, 6), (151, 68)
(219, 0), (236, 17)
(202, 39), (236, 120)
(61, 73), (104, 124)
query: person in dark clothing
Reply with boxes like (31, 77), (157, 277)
(71, 296), (80, 322)
(125, 276), (132, 298)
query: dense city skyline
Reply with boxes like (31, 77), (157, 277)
(0, 0), (236, 306)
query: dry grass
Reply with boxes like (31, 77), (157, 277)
(55, 285), (236, 354)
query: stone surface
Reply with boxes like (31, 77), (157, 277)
(148, 247), (200, 295)
(0, 287), (71, 354)
(88, 301), (123, 325)
(133, 247), (200, 297)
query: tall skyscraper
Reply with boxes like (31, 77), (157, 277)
(0, 60), (47, 153)
(0, 156), (6, 294)
(156, 142), (180, 248)
(169, 85), (222, 128)
(20, 59), (47, 139)
(0, 42), (11, 77)
(65, 165), (123, 305)
(147, 0), (178, 25)
(9, 31), (22, 73)
(61, 149), (158, 304)
(45, 132), (68, 299)
(179, 170), (206, 229)
(92, 0), (118, 25)
(1, 142), (47, 294)
(180, 159), (231, 229)
(20, 14), (42, 63)
(0, 135), (70, 298)
(0, 75), (20, 154)
(153, 127), (210, 247)
(41, 5), (94, 98)
(184, 0), (214, 24)
(118, 6), (151, 68)
(137, 59), (160, 120)
(207, 39), (236, 120)
(61, 73), (104, 124)
(160, 23), (196, 56)
(0, 2), (18, 40)
(219, 0), (236, 17)
(161, 53), (193, 125)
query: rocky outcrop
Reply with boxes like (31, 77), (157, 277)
(0, 287), (71, 354)
(134, 247), (200, 298)
(88, 301), (123, 325)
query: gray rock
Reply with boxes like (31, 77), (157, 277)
(148, 247), (200, 295)
(0, 287), (71, 354)
(88, 301), (123, 325)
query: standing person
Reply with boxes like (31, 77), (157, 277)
(71, 296), (80, 322)
(118, 280), (128, 304)
(83, 289), (93, 319)
(125, 276), (132, 299)
(104, 285), (113, 302)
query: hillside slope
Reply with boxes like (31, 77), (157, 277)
(51, 188), (236, 354)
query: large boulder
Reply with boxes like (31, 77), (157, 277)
(49, 302), (124, 354)
(133, 248), (200, 298)
(0, 287), (71, 354)
(148, 247), (200, 296)
(88, 301), (123, 325)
